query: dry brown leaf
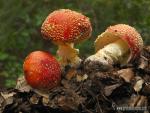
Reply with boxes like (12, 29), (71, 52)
(117, 68), (134, 82)
(104, 84), (121, 96)
(15, 76), (32, 92)
(65, 68), (77, 80)
(134, 78), (144, 92)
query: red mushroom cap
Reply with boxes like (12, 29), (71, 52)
(23, 51), (61, 90)
(95, 24), (143, 62)
(41, 9), (92, 43)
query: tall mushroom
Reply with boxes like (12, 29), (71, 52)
(41, 9), (92, 68)
(23, 51), (61, 91)
(84, 24), (143, 71)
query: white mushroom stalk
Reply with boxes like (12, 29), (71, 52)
(85, 39), (129, 70)
(97, 39), (129, 63)
(57, 43), (81, 67)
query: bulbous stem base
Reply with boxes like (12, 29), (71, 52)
(84, 39), (129, 71)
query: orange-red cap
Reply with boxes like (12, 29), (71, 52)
(41, 9), (92, 43)
(23, 51), (61, 90)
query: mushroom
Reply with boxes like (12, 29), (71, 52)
(23, 51), (61, 91)
(84, 24), (143, 71)
(41, 9), (92, 68)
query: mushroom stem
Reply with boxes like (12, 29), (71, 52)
(97, 39), (129, 63)
(57, 43), (81, 67)
(84, 39), (129, 71)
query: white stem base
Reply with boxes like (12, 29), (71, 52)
(57, 43), (81, 68)
(85, 39), (129, 71)
(96, 39), (129, 63)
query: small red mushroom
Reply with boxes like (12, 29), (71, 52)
(85, 24), (143, 71)
(23, 51), (61, 91)
(41, 9), (92, 67)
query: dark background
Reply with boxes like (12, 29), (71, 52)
(0, 0), (150, 88)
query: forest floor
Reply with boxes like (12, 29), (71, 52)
(0, 46), (150, 113)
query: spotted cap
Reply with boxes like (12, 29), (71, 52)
(95, 24), (143, 62)
(41, 9), (92, 43)
(23, 51), (61, 90)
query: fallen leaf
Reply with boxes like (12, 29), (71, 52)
(117, 68), (134, 83)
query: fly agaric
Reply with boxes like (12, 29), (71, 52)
(41, 9), (92, 67)
(84, 24), (143, 71)
(23, 51), (61, 91)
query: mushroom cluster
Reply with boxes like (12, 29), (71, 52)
(19, 9), (144, 95)
(21, 9), (92, 92)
